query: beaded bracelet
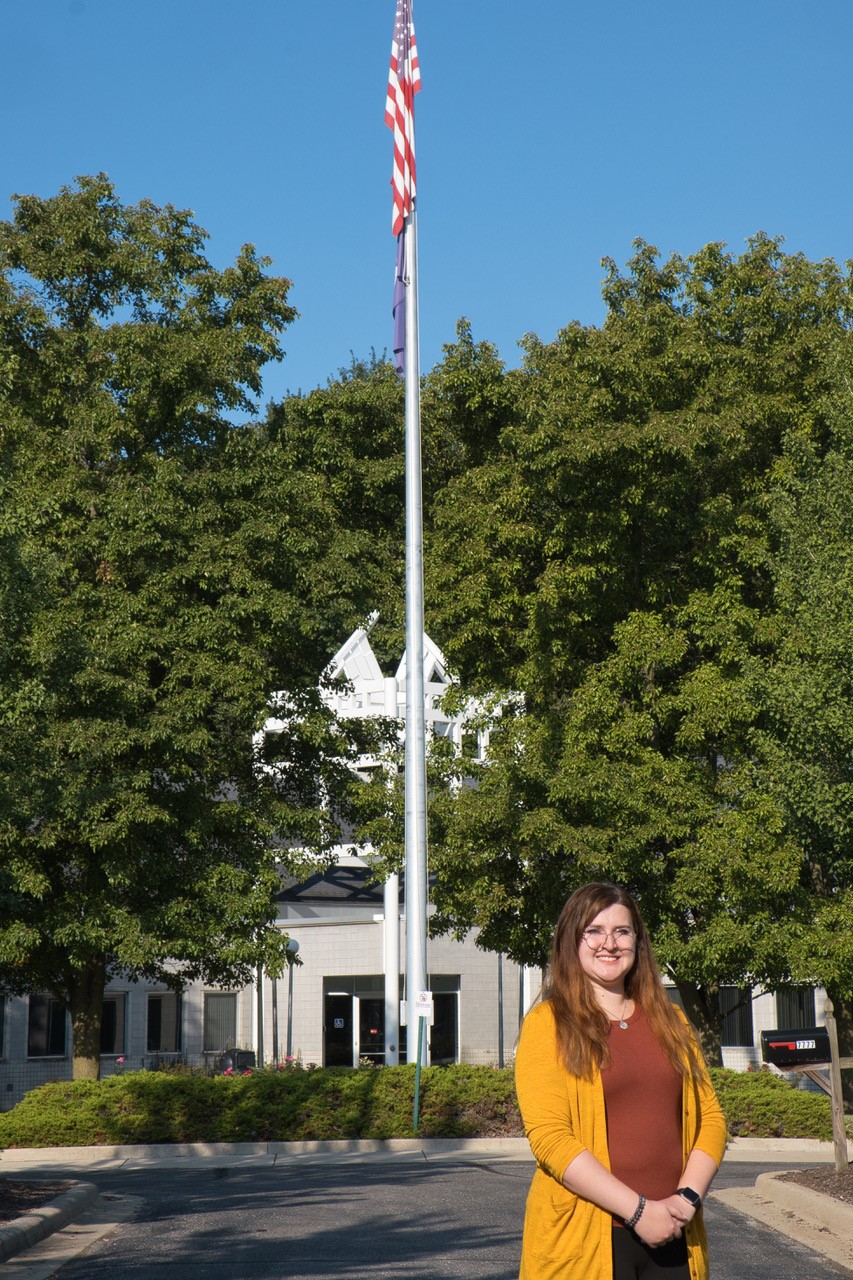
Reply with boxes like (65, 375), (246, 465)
(624, 1195), (646, 1230)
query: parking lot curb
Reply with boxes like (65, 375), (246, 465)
(0, 1181), (100, 1262)
(754, 1169), (853, 1236)
(712, 1170), (853, 1274)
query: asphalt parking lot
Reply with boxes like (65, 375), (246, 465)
(2, 1154), (850, 1280)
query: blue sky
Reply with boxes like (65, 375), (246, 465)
(4, 1), (853, 410)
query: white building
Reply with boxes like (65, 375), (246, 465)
(261, 620), (536, 1070)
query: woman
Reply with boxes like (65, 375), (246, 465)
(515, 883), (726, 1280)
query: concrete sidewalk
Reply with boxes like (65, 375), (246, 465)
(1, 1137), (530, 1173)
(2, 1134), (849, 1172)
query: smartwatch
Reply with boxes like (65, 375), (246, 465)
(677, 1187), (702, 1211)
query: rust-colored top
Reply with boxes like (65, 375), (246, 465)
(601, 1005), (684, 1205)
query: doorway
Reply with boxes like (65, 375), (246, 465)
(324, 993), (354, 1067)
(323, 976), (459, 1067)
(359, 997), (385, 1065)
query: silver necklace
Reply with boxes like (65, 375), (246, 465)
(617, 996), (630, 1030)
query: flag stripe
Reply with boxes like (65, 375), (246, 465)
(385, 0), (421, 238)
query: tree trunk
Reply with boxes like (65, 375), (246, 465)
(675, 981), (723, 1067)
(825, 986), (853, 1113)
(67, 955), (106, 1081)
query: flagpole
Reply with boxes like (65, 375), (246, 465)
(386, 0), (427, 1069)
(402, 204), (428, 1067)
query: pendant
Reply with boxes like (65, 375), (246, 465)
(619, 1020), (629, 1030)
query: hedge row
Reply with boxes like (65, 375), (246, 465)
(0, 1064), (840, 1148)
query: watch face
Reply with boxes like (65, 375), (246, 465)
(678, 1187), (701, 1208)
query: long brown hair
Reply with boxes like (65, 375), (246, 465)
(545, 882), (704, 1081)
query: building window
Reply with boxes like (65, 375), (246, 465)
(775, 986), (816, 1029)
(147, 993), (182, 1052)
(100, 994), (127, 1056)
(203, 993), (237, 1052)
(27, 994), (67, 1057)
(718, 986), (754, 1046)
(0, 997), (5, 1059)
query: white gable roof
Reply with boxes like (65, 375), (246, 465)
(396, 633), (451, 687)
(326, 623), (384, 685)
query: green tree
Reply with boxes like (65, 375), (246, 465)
(0, 176), (366, 1079)
(263, 355), (408, 668)
(258, 323), (515, 907)
(262, 321), (511, 669)
(748, 428), (853, 1091)
(425, 237), (853, 1062)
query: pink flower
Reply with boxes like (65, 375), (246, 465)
(242, 1068), (253, 1076)
(224, 1066), (234, 1076)
(116, 1056), (125, 1064)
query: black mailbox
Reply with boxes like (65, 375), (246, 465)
(216, 1049), (257, 1073)
(760, 1027), (831, 1068)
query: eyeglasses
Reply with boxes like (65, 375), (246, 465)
(582, 926), (636, 949)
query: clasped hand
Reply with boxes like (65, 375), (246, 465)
(633, 1195), (696, 1248)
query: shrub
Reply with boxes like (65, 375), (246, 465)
(0, 1065), (522, 1147)
(708, 1067), (837, 1141)
(0, 1063), (843, 1148)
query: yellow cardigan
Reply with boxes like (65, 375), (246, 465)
(515, 999), (727, 1280)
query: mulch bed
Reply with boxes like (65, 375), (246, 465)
(0, 1179), (66, 1225)
(776, 1164), (853, 1206)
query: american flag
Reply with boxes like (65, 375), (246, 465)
(385, 0), (421, 238)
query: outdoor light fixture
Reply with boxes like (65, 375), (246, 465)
(286, 938), (300, 1059)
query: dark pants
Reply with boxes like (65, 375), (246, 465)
(612, 1225), (691, 1279)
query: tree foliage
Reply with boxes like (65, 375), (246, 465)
(424, 236), (853, 1060)
(747, 427), (853, 1084)
(262, 354), (408, 667)
(0, 176), (370, 1078)
(5, 182), (853, 1077)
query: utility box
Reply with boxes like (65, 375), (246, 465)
(760, 1027), (831, 1068)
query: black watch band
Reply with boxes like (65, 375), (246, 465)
(677, 1186), (702, 1210)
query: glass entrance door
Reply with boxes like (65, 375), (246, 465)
(430, 992), (458, 1065)
(324, 993), (355, 1066)
(358, 997), (385, 1065)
